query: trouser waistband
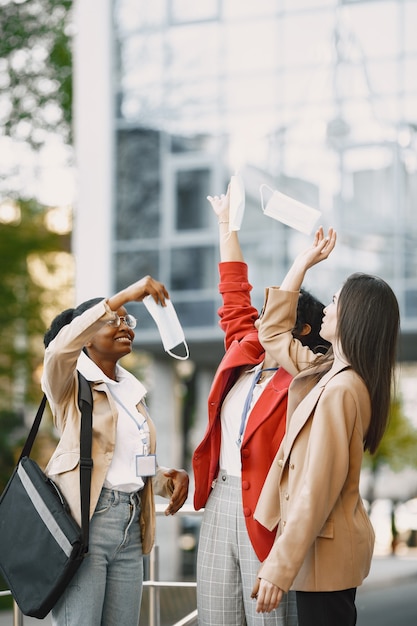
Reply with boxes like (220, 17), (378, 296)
(100, 487), (141, 503)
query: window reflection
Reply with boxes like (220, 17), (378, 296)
(171, 247), (215, 290)
(113, 0), (417, 329)
(175, 169), (212, 231)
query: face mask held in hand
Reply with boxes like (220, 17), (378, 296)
(143, 295), (189, 360)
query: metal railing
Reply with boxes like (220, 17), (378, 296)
(1, 504), (201, 626)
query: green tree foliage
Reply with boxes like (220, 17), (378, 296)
(0, 198), (70, 407)
(364, 396), (417, 475)
(0, 409), (20, 486)
(0, 1), (74, 493)
(0, 0), (73, 147)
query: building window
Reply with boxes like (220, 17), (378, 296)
(171, 246), (215, 290)
(175, 168), (213, 231)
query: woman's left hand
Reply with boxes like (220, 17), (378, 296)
(251, 577), (283, 613)
(163, 469), (189, 515)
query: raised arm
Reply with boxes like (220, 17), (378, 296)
(256, 227), (337, 375)
(207, 186), (244, 262)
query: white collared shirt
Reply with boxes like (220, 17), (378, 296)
(77, 352), (150, 492)
(219, 362), (275, 477)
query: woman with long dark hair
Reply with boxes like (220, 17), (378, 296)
(251, 227), (400, 626)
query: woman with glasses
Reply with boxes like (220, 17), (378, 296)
(42, 275), (189, 626)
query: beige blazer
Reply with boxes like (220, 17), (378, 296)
(254, 288), (374, 592)
(42, 300), (173, 555)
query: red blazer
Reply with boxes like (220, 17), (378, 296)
(193, 262), (292, 561)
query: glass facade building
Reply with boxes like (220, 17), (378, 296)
(110, 0), (417, 363)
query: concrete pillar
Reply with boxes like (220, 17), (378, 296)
(72, 0), (114, 303)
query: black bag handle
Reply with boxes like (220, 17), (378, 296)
(18, 372), (93, 550)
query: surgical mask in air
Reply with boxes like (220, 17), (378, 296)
(143, 295), (189, 360)
(260, 184), (321, 235)
(229, 172), (245, 231)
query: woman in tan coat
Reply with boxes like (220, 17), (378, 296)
(251, 228), (399, 626)
(42, 275), (189, 626)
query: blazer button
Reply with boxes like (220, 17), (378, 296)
(243, 507), (251, 517)
(284, 492), (289, 500)
(242, 480), (250, 490)
(290, 463), (295, 470)
(278, 459), (284, 467)
(241, 448), (250, 458)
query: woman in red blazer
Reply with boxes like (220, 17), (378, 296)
(193, 186), (329, 626)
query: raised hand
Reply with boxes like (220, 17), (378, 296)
(296, 226), (337, 271)
(280, 227), (337, 292)
(108, 275), (169, 311)
(207, 184), (230, 223)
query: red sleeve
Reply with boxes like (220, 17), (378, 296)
(218, 261), (259, 350)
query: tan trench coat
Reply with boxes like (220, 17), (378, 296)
(42, 300), (174, 555)
(254, 288), (374, 592)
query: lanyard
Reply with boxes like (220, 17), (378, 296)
(107, 388), (150, 455)
(236, 367), (278, 447)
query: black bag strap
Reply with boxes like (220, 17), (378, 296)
(18, 372), (93, 550)
(77, 373), (93, 549)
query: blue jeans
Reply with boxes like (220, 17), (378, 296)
(51, 488), (143, 626)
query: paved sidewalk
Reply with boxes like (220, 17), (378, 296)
(1, 552), (417, 625)
(360, 551), (417, 591)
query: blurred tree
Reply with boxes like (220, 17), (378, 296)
(0, 0), (73, 147)
(0, 198), (71, 411)
(0, 0), (74, 407)
(363, 396), (417, 501)
(0, 2), (74, 497)
(0, 409), (19, 487)
(365, 397), (417, 473)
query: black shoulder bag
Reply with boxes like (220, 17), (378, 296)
(0, 372), (93, 618)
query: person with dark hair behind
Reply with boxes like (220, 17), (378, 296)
(193, 185), (329, 626)
(252, 227), (399, 626)
(294, 289), (330, 354)
(42, 277), (189, 626)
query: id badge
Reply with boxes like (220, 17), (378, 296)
(135, 454), (156, 477)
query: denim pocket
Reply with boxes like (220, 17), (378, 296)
(94, 495), (112, 515)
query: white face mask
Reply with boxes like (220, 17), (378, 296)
(143, 296), (189, 360)
(260, 184), (321, 235)
(228, 172), (245, 231)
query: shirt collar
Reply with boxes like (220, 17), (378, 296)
(77, 351), (147, 403)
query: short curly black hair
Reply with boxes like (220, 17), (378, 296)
(294, 288), (330, 354)
(43, 297), (104, 347)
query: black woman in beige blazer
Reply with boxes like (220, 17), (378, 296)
(42, 275), (189, 626)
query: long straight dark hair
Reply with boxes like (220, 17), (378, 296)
(337, 273), (400, 454)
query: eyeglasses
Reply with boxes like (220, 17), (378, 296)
(107, 314), (137, 329)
